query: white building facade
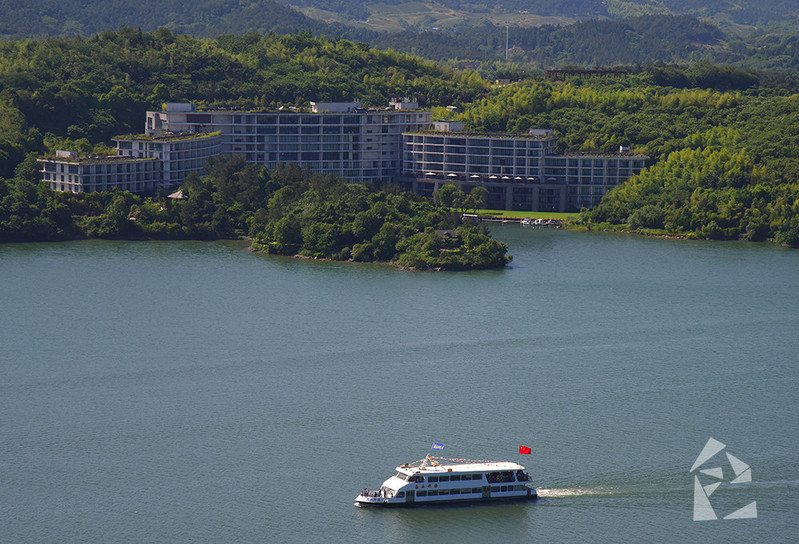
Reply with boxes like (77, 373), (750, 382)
(114, 132), (222, 186)
(39, 133), (222, 194)
(39, 150), (162, 194)
(400, 128), (647, 212)
(145, 99), (432, 185)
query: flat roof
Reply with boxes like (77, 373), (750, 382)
(397, 458), (524, 473)
(404, 130), (554, 140)
(560, 151), (648, 158)
(38, 155), (158, 164)
(114, 131), (221, 142)
(160, 104), (431, 114)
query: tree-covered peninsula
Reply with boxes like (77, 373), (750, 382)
(0, 156), (511, 270)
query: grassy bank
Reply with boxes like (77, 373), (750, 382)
(472, 210), (579, 220)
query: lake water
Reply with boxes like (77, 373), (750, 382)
(1, 226), (797, 543)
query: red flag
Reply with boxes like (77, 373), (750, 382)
(519, 445), (531, 454)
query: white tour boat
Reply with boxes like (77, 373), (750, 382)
(354, 455), (537, 507)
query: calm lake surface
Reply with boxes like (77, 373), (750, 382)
(1, 226), (797, 543)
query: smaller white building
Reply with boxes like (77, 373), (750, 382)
(39, 132), (222, 194)
(39, 151), (161, 193)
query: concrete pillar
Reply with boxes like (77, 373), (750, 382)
(505, 185), (513, 210)
(532, 186), (540, 212)
(558, 186), (567, 212)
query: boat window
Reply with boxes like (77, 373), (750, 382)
(428, 476), (438, 482)
(428, 490), (438, 496)
(395, 472), (408, 480)
(438, 489), (449, 495)
(486, 471), (514, 484)
(461, 488), (472, 494)
(471, 487), (482, 493)
(450, 474), (461, 481)
(396, 492), (405, 498)
(438, 475), (449, 482)
(471, 474), (483, 480)
(417, 490), (428, 497)
(409, 474), (424, 483)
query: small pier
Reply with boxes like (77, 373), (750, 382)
(462, 214), (564, 226)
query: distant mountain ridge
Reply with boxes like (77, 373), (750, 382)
(2, 0), (798, 40)
(0, 0), (334, 39)
(278, 0), (799, 29)
(373, 15), (727, 67)
(1, 1), (798, 73)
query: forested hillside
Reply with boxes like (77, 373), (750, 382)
(374, 15), (725, 66)
(3, 2), (799, 75)
(0, 0), (335, 39)
(364, 15), (799, 77)
(3, 0), (797, 37)
(280, 0), (798, 28)
(586, 128), (799, 246)
(0, 29), (488, 178)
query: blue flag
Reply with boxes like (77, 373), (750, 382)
(432, 442), (445, 450)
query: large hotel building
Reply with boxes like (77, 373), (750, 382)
(40, 99), (647, 212)
(144, 98), (429, 186)
(401, 120), (647, 211)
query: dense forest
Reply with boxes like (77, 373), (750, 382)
(0, 156), (511, 269)
(583, 127), (799, 246)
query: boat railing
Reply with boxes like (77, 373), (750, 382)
(360, 487), (393, 498)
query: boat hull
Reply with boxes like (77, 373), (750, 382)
(355, 490), (538, 508)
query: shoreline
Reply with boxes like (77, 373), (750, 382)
(562, 223), (797, 247)
(2, 220), (795, 249)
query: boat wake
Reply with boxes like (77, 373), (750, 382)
(536, 487), (616, 498)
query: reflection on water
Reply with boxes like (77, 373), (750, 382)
(367, 501), (531, 544)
